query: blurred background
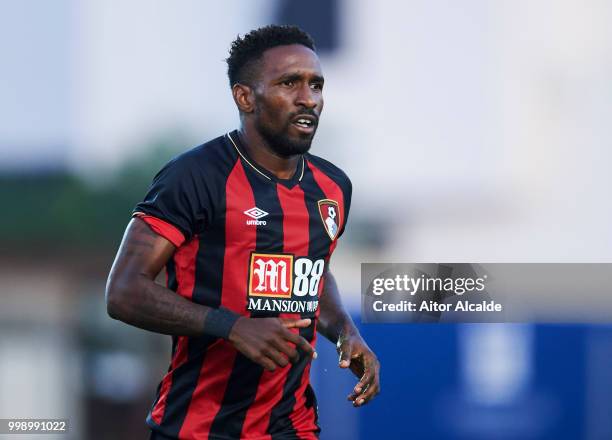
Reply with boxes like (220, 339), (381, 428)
(2, 0), (612, 439)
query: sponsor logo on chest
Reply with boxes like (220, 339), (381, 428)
(247, 252), (324, 313)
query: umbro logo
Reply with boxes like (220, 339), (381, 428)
(244, 207), (268, 226)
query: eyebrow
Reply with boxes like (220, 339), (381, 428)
(277, 72), (325, 83)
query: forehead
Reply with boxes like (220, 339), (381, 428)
(259, 44), (322, 79)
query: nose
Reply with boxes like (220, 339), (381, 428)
(295, 83), (317, 109)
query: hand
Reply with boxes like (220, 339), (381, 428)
(229, 317), (316, 371)
(337, 330), (380, 407)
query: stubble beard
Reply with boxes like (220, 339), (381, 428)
(255, 119), (315, 158)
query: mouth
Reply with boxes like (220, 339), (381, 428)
(291, 114), (317, 134)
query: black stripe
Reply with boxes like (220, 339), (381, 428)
(267, 162), (326, 438)
(192, 138), (240, 308)
(155, 141), (238, 436)
(268, 326), (316, 439)
(159, 233), (226, 435)
(147, 257), (177, 416)
(149, 430), (177, 440)
(267, 327), (312, 437)
(208, 163), (285, 438)
(304, 383), (318, 416)
(192, 213), (226, 307)
(166, 256), (177, 292)
(156, 338), (214, 435)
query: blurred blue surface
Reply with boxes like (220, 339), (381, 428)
(312, 319), (609, 440)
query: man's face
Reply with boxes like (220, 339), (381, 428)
(251, 44), (324, 157)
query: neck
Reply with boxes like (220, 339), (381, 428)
(238, 122), (300, 180)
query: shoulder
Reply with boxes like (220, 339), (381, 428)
(166, 134), (236, 173)
(305, 153), (352, 191)
(155, 133), (238, 183)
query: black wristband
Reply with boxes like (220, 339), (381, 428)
(203, 307), (241, 339)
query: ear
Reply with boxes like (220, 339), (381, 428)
(232, 83), (255, 113)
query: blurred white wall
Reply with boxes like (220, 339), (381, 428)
(1, 0), (611, 266)
(0, 0), (74, 167)
(71, 0), (279, 171)
(0, 269), (82, 439)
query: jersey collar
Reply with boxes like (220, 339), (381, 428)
(226, 130), (305, 187)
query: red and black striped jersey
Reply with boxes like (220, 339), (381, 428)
(133, 130), (352, 440)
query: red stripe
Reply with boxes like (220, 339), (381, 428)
(179, 340), (238, 438)
(239, 184), (311, 438)
(292, 162), (347, 436)
(179, 160), (256, 438)
(150, 237), (199, 424)
(150, 336), (188, 424)
(134, 213), (186, 247)
(220, 161), (257, 314)
(277, 184), (310, 256)
(171, 238), (199, 300)
(239, 368), (280, 440)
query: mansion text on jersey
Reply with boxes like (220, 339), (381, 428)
(247, 297), (319, 313)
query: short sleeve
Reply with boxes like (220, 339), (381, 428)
(133, 157), (208, 245)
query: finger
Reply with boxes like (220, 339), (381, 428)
(351, 363), (380, 406)
(337, 341), (352, 368)
(271, 338), (299, 363)
(347, 370), (373, 401)
(347, 356), (373, 399)
(353, 368), (374, 396)
(281, 318), (311, 329)
(285, 331), (317, 359)
(353, 382), (379, 407)
(262, 347), (289, 368)
(255, 354), (277, 372)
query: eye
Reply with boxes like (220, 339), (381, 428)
(310, 82), (323, 91)
(282, 79), (295, 87)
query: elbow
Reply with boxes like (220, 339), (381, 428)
(105, 276), (135, 321)
(106, 294), (123, 321)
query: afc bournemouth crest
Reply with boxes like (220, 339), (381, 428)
(317, 199), (340, 240)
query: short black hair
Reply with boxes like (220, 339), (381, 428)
(226, 25), (316, 87)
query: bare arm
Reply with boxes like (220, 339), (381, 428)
(317, 270), (358, 344)
(106, 217), (210, 335)
(106, 217), (315, 369)
(318, 270), (381, 406)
